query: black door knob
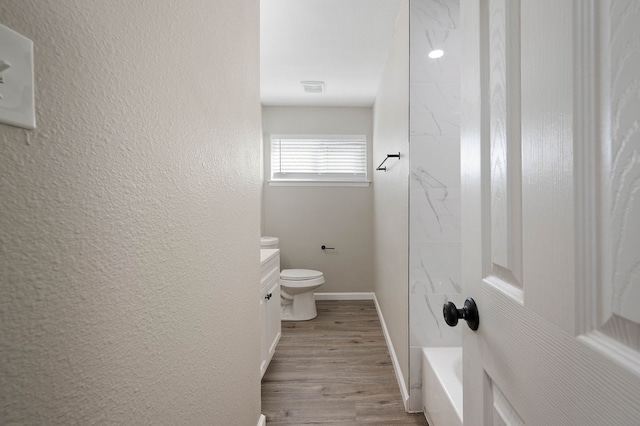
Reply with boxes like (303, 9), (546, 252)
(443, 298), (479, 331)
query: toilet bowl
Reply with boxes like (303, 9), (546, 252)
(260, 236), (324, 321)
(279, 269), (325, 321)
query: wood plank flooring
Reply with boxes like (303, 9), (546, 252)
(261, 300), (428, 425)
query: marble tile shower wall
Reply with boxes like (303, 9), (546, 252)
(409, 0), (462, 411)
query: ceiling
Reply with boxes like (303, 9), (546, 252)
(260, 0), (403, 107)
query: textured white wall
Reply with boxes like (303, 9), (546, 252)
(262, 106), (374, 293)
(372, 0), (410, 393)
(0, 1), (261, 424)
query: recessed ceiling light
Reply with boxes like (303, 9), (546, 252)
(301, 81), (325, 94)
(428, 49), (444, 59)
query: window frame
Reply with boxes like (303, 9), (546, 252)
(268, 134), (370, 187)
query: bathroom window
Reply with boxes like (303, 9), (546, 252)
(269, 135), (368, 186)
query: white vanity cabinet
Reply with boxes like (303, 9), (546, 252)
(260, 249), (281, 378)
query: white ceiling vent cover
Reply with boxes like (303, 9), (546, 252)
(301, 81), (325, 94)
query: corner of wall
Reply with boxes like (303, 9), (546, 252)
(372, 0), (411, 399)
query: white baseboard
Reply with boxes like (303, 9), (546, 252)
(314, 291), (410, 411)
(314, 292), (375, 300)
(258, 414), (266, 426)
(372, 294), (411, 411)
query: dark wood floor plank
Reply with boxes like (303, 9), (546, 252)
(261, 300), (428, 426)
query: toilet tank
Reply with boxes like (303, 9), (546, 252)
(260, 236), (279, 249)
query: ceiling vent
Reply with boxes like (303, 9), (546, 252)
(301, 81), (325, 94)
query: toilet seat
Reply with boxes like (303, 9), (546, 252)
(280, 269), (325, 287)
(281, 269), (323, 280)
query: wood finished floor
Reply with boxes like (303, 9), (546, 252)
(261, 300), (428, 425)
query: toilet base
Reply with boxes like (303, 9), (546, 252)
(281, 290), (318, 321)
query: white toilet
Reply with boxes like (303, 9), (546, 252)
(260, 237), (325, 321)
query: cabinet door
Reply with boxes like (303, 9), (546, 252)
(260, 291), (268, 378)
(266, 279), (281, 361)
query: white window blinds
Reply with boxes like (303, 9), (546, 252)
(271, 135), (367, 181)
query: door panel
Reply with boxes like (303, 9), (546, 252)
(480, 283), (640, 424)
(520, 0), (576, 332)
(462, 0), (640, 424)
(488, 0), (523, 289)
(597, 0), (640, 351)
(488, 379), (524, 426)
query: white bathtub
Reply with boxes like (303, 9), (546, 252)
(422, 347), (463, 426)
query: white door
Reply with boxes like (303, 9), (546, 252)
(460, 0), (640, 424)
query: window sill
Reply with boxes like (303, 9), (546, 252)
(268, 180), (371, 187)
